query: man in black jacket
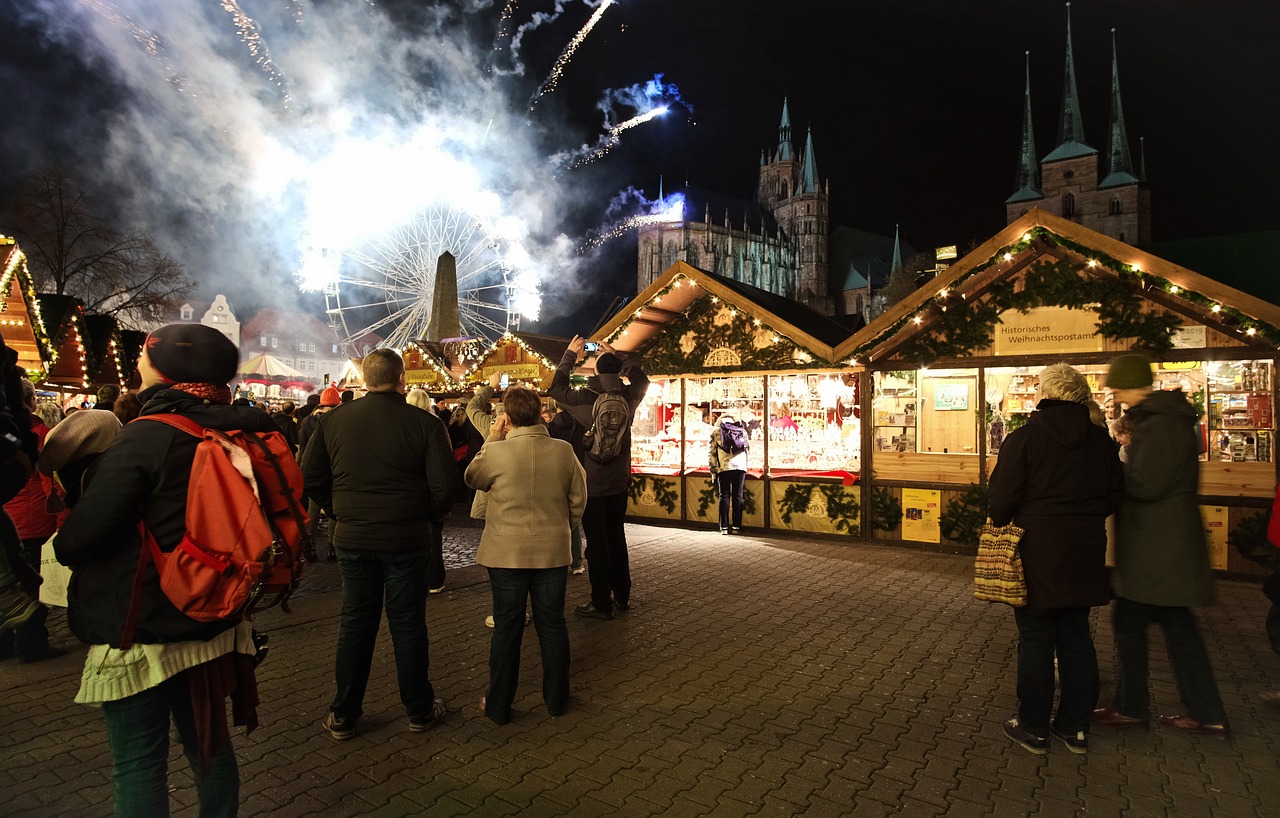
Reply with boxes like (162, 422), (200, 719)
(303, 348), (459, 740)
(54, 324), (269, 816)
(547, 337), (648, 620)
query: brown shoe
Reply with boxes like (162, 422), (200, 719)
(1091, 707), (1149, 727)
(1157, 714), (1230, 738)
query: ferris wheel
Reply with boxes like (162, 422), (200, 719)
(324, 203), (522, 352)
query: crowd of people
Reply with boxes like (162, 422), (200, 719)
(4, 326), (1278, 812)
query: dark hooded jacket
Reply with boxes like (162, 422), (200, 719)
(546, 351), (648, 497)
(1113, 389), (1214, 607)
(988, 399), (1124, 613)
(54, 387), (282, 647)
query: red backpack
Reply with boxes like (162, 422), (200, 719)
(123, 414), (309, 643)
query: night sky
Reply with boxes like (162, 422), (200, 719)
(0, 0), (1276, 339)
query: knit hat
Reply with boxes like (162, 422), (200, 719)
(595, 352), (623, 374)
(145, 324), (239, 385)
(1105, 354), (1154, 389)
(319, 385), (342, 406)
(38, 409), (122, 476)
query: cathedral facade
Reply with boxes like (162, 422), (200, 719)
(1005, 12), (1151, 245)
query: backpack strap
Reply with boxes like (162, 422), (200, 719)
(239, 431), (309, 612)
(133, 413), (207, 438)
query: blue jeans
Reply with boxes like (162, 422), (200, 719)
(333, 549), (435, 721)
(715, 470), (746, 531)
(581, 492), (630, 612)
(485, 567), (570, 724)
(101, 671), (239, 818)
(1013, 606), (1098, 735)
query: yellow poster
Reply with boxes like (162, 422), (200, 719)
(1201, 505), (1229, 571)
(993, 307), (1102, 355)
(902, 488), (940, 544)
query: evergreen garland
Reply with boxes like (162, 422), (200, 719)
(627, 475), (679, 514)
(776, 483), (860, 532)
(1227, 511), (1279, 571)
(869, 487), (903, 533)
(939, 484), (989, 549)
(696, 480), (758, 517)
(631, 295), (834, 374)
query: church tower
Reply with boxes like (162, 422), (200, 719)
(757, 101), (831, 312)
(1006, 5), (1151, 244)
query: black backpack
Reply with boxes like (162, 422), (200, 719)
(584, 391), (632, 464)
(720, 420), (748, 455)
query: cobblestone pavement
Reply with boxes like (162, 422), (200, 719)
(3, 523), (1279, 817)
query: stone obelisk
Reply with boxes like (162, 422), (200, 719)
(427, 251), (461, 341)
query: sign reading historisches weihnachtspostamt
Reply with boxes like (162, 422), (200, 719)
(992, 307), (1103, 356)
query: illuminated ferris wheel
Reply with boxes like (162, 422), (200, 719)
(324, 203), (521, 351)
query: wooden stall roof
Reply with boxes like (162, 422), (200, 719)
(837, 208), (1280, 366)
(591, 260), (855, 371)
(81, 314), (125, 388)
(117, 329), (146, 386)
(460, 331), (569, 387)
(402, 340), (461, 391)
(0, 240), (53, 375)
(35, 294), (89, 388)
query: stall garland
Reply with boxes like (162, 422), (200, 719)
(1227, 511), (1280, 571)
(869, 487), (904, 533)
(626, 288), (834, 374)
(939, 484), (988, 550)
(776, 483), (860, 532)
(0, 248), (55, 370)
(695, 480), (759, 518)
(849, 227), (1280, 366)
(627, 474), (679, 514)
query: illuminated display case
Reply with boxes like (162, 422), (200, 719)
(767, 373), (860, 473)
(630, 378), (683, 472)
(873, 371), (917, 453)
(685, 376), (766, 473)
(1206, 360), (1273, 463)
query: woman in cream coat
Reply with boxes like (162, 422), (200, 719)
(465, 385), (587, 724)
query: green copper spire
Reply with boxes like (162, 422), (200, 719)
(891, 225), (903, 273)
(1100, 29), (1138, 188)
(777, 98), (793, 161)
(1008, 51), (1043, 203)
(800, 127), (818, 193)
(1044, 2), (1096, 161)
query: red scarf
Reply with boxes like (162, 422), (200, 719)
(170, 382), (232, 405)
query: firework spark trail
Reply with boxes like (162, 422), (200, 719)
(579, 194), (684, 252)
(220, 0), (293, 107)
(493, 0), (521, 51)
(570, 105), (667, 167)
(491, 0), (571, 76)
(80, 0), (192, 96)
(530, 0), (616, 108)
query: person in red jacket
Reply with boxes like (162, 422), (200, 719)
(0, 377), (64, 663)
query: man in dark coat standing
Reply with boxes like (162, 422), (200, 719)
(989, 363), (1124, 754)
(547, 337), (648, 620)
(1092, 354), (1230, 736)
(303, 348), (459, 741)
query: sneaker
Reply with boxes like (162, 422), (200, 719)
(1003, 718), (1049, 755)
(614, 597), (630, 612)
(409, 698), (447, 732)
(429, 585), (445, 594)
(1051, 728), (1088, 754)
(322, 712), (356, 741)
(571, 565), (586, 575)
(485, 615), (495, 628)
(574, 602), (613, 620)
(0, 587), (40, 633)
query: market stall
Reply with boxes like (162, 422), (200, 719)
(839, 208), (1280, 575)
(594, 261), (863, 536)
(81, 314), (126, 392)
(35, 294), (92, 396)
(0, 237), (54, 378)
(459, 331), (568, 390)
(403, 341), (461, 393)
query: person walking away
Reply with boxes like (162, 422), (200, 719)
(709, 410), (749, 535)
(0, 341), (42, 635)
(1, 377), (65, 662)
(298, 386), (341, 561)
(546, 398), (587, 574)
(302, 349), (459, 741)
(465, 386), (586, 723)
(272, 400), (299, 455)
(53, 324), (268, 817)
(1093, 354), (1230, 736)
(548, 337), (648, 620)
(988, 364), (1124, 754)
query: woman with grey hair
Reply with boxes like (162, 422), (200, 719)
(407, 388), (433, 412)
(988, 363), (1124, 755)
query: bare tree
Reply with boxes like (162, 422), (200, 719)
(868, 250), (937, 319)
(11, 166), (193, 327)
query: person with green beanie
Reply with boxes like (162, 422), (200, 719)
(1092, 353), (1230, 737)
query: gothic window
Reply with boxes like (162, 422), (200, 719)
(1109, 197), (1122, 216)
(1062, 193), (1076, 217)
(856, 295), (864, 314)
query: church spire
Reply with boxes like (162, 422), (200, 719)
(1045, 2), (1095, 161)
(1100, 29), (1138, 188)
(1008, 51), (1042, 203)
(777, 98), (793, 161)
(800, 127), (818, 193)
(891, 225), (903, 273)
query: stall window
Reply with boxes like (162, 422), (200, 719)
(1205, 360), (1272, 462)
(686, 377), (766, 474)
(629, 379), (682, 472)
(873, 371), (918, 453)
(767, 373), (860, 474)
